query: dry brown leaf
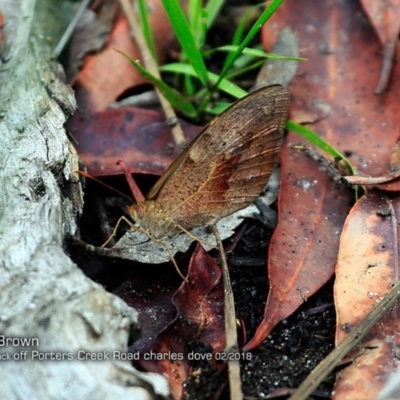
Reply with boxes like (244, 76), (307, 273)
(334, 191), (400, 399)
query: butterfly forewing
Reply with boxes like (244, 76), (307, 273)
(146, 84), (290, 229)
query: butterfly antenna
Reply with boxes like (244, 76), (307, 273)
(76, 170), (132, 201)
(117, 160), (145, 203)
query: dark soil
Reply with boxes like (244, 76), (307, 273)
(71, 207), (336, 399)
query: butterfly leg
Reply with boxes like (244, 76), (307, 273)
(174, 224), (217, 250)
(143, 232), (188, 281)
(101, 216), (134, 247)
(160, 240), (188, 282)
(103, 219), (187, 281)
(105, 218), (188, 280)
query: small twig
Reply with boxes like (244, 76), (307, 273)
(52, 0), (91, 57)
(211, 224), (243, 400)
(289, 278), (400, 400)
(119, 0), (186, 149)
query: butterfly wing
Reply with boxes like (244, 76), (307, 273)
(146, 84), (290, 229)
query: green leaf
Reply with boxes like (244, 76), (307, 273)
(161, 0), (209, 86)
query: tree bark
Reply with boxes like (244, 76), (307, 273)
(0, 1), (168, 398)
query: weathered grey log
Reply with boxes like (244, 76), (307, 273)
(0, 1), (168, 398)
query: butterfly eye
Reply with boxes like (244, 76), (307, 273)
(127, 205), (138, 221)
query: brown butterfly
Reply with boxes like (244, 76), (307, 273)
(124, 84), (290, 243)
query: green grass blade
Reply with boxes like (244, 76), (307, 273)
(199, 8), (208, 49)
(188, 0), (201, 31)
(287, 120), (356, 176)
(184, 73), (196, 96)
(137, 0), (158, 63)
(204, 0), (225, 29)
(160, 63), (247, 99)
(117, 51), (196, 116)
(232, 9), (251, 45)
(215, 0), (284, 88)
(205, 101), (232, 115)
(209, 45), (306, 61)
(188, 0), (206, 47)
(226, 60), (266, 80)
(161, 0), (209, 86)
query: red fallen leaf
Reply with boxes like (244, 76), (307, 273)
(375, 180), (400, 192)
(65, 1), (117, 82)
(112, 261), (181, 352)
(333, 192), (400, 399)
(73, 10), (145, 114)
(360, 0), (400, 93)
(246, 0), (400, 350)
(343, 142), (400, 191)
(72, 0), (176, 114)
(244, 143), (350, 351)
(67, 106), (202, 177)
(137, 245), (226, 400)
